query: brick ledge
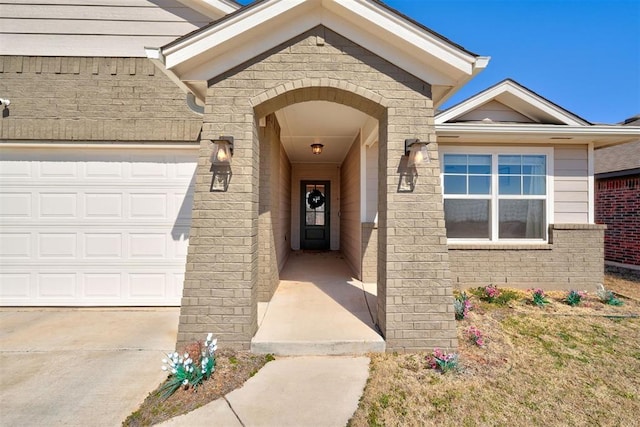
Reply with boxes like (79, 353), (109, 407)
(552, 223), (607, 230)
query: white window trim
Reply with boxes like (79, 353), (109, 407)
(439, 146), (554, 244)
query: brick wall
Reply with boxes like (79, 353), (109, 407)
(595, 174), (640, 266)
(361, 223), (378, 282)
(448, 224), (607, 290)
(0, 56), (201, 141)
(340, 133), (362, 279)
(179, 26), (456, 352)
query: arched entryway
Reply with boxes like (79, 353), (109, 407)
(251, 84), (387, 354)
(176, 26), (456, 353)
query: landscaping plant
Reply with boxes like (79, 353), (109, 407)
(483, 285), (500, 302)
(466, 326), (485, 347)
(530, 288), (550, 307)
(596, 284), (624, 306)
(453, 291), (472, 320)
(565, 290), (586, 307)
(427, 349), (460, 373)
(159, 333), (218, 399)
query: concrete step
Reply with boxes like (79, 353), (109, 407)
(251, 337), (386, 356)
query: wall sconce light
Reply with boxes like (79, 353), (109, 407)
(311, 143), (324, 155)
(211, 136), (234, 165)
(405, 138), (430, 166)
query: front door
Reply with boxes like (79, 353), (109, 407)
(301, 181), (330, 250)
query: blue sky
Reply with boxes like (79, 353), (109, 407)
(236, 1), (639, 124)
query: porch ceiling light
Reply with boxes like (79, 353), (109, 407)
(405, 138), (430, 166)
(311, 143), (324, 155)
(211, 136), (234, 165)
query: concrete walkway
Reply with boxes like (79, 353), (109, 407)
(160, 355), (370, 427)
(252, 251), (384, 355)
(0, 308), (179, 426)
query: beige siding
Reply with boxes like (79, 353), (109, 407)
(291, 163), (340, 251)
(340, 134), (362, 279)
(0, 1), (214, 57)
(554, 145), (589, 223)
(455, 100), (535, 123)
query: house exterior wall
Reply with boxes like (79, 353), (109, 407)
(0, 56), (201, 142)
(0, 1), (214, 57)
(448, 224), (606, 290)
(278, 139), (292, 273)
(362, 223), (378, 282)
(179, 26), (455, 352)
(555, 145), (589, 223)
(258, 114), (287, 302)
(595, 174), (640, 267)
(340, 133), (362, 279)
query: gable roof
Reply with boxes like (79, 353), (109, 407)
(148, 0), (489, 105)
(435, 79), (591, 126)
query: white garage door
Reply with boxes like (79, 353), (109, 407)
(0, 146), (197, 306)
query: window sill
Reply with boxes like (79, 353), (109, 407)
(448, 243), (552, 250)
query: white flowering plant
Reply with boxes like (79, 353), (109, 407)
(159, 333), (218, 399)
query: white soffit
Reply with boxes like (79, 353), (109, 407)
(159, 0), (486, 104)
(275, 101), (370, 163)
(435, 123), (640, 148)
(435, 79), (590, 126)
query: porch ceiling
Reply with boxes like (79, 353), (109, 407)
(275, 101), (370, 163)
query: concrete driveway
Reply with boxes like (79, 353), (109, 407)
(0, 308), (179, 426)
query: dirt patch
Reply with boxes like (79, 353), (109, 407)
(123, 350), (273, 426)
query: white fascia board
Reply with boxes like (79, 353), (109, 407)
(327, 0), (477, 75)
(321, 11), (457, 87)
(177, 0), (240, 19)
(436, 123), (640, 146)
(179, 11), (320, 82)
(164, 0), (311, 69)
(435, 81), (588, 126)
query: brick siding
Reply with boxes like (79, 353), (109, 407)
(0, 56), (201, 141)
(595, 174), (640, 266)
(448, 224), (606, 290)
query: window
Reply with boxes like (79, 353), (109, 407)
(442, 149), (551, 242)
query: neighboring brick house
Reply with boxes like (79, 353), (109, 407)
(595, 117), (640, 270)
(1, 0), (639, 352)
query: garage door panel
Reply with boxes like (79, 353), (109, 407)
(0, 193), (32, 217)
(38, 233), (77, 258)
(0, 146), (197, 306)
(84, 233), (123, 258)
(84, 193), (123, 218)
(84, 273), (122, 298)
(0, 273), (31, 299)
(130, 193), (168, 218)
(39, 193), (78, 218)
(0, 233), (31, 258)
(37, 273), (78, 298)
(129, 233), (167, 258)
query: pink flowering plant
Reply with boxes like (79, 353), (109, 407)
(159, 333), (218, 399)
(454, 292), (472, 320)
(530, 288), (550, 307)
(565, 290), (586, 307)
(466, 326), (485, 347)
(427, 348), (460, 373)
(483, 285), (501, 303)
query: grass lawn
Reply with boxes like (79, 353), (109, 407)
(348, 271), (640, 426)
